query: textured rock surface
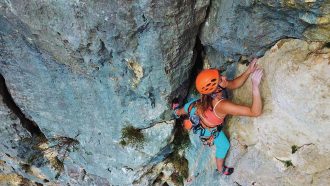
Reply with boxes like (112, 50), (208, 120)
(228, 39), (329, 185)
(200, 0), (330, 68)
(0, 92), (112, 185)
(1, 0), (330, 185)
(185, 39), (330, 186)
(0, 0), (209, 184)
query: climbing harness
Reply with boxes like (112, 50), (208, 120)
(195, 125), (223, 146)
(181, 99), (224, 146)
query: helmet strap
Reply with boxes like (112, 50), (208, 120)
(210, 93), (218, 99)
(210, 85), (226, 99)
(218, 85), (225, 90)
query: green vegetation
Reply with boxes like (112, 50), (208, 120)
(275, 157), (294, 168)
(167, 152), (189, 185)
(291, 145), (299, 154)
(172, 123), (190, 151)
(152, 117), (191, 185)
(51, 157), (64, 177)
(284, 160), (293, 167)
(170, 172), (183, 186)
(165, 120), (191, 186)
(120, 125), (145, 148)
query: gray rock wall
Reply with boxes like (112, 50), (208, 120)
(0, 0), (209, 185)
(1, 0), (330, 185)
(200, 0), (330, 69)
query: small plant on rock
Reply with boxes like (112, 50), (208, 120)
(275, 157), (294, 168)
(120, 125), (145, 148)
(284, 160), (293, 167)
(172, 123), (190, 151)
(291, 145), (299, 154)
(167, 152), (189, 185)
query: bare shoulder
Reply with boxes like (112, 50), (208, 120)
(215, 100), (234, 111)
(215, 100), (252, 116)
(214, 99), (231, 114)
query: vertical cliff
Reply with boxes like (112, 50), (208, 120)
(186, 39), (330, 186)
(0, 0), (209, 185)
(0, 0), (329, 185)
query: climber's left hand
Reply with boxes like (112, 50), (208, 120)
(247, 58), (258, 74)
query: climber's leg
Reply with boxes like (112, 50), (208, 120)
(214, 131), (233, 175)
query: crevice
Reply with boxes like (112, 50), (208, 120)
(187, 0), (211, 95)
(291, 143), (314, 154)
(154, 2), (210, 185)
(153, 10), (209, 186)
(197, 0), (212, 36)
(0, 73), (46, 139)
(191, 36), (205, 85)
(0, 74), (79, 177)
(172, 35), (205, 104)
(140, 120), (173, 130)
(234, 181), (243, 186)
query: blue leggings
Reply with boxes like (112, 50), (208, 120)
(183, 99), (230, 159)
(201, 129), (230, 159)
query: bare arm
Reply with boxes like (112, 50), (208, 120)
(216, 68), (263, 117)
(226, 58), (258, 90)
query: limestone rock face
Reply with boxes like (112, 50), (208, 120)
(0, 0), (209, 184)
(226, 39), (329, 185)
(185, 39), (329, 186)
(1, 0), (330, 185)
(200, 0), (330, 67)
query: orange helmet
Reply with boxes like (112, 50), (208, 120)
(195, 69), (219, 94)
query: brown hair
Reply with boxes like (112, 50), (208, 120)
(196, 94), (213, 115)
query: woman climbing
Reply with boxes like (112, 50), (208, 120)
(172, 58), (263, 175)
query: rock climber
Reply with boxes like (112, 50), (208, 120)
(172, 58), (263, 175)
